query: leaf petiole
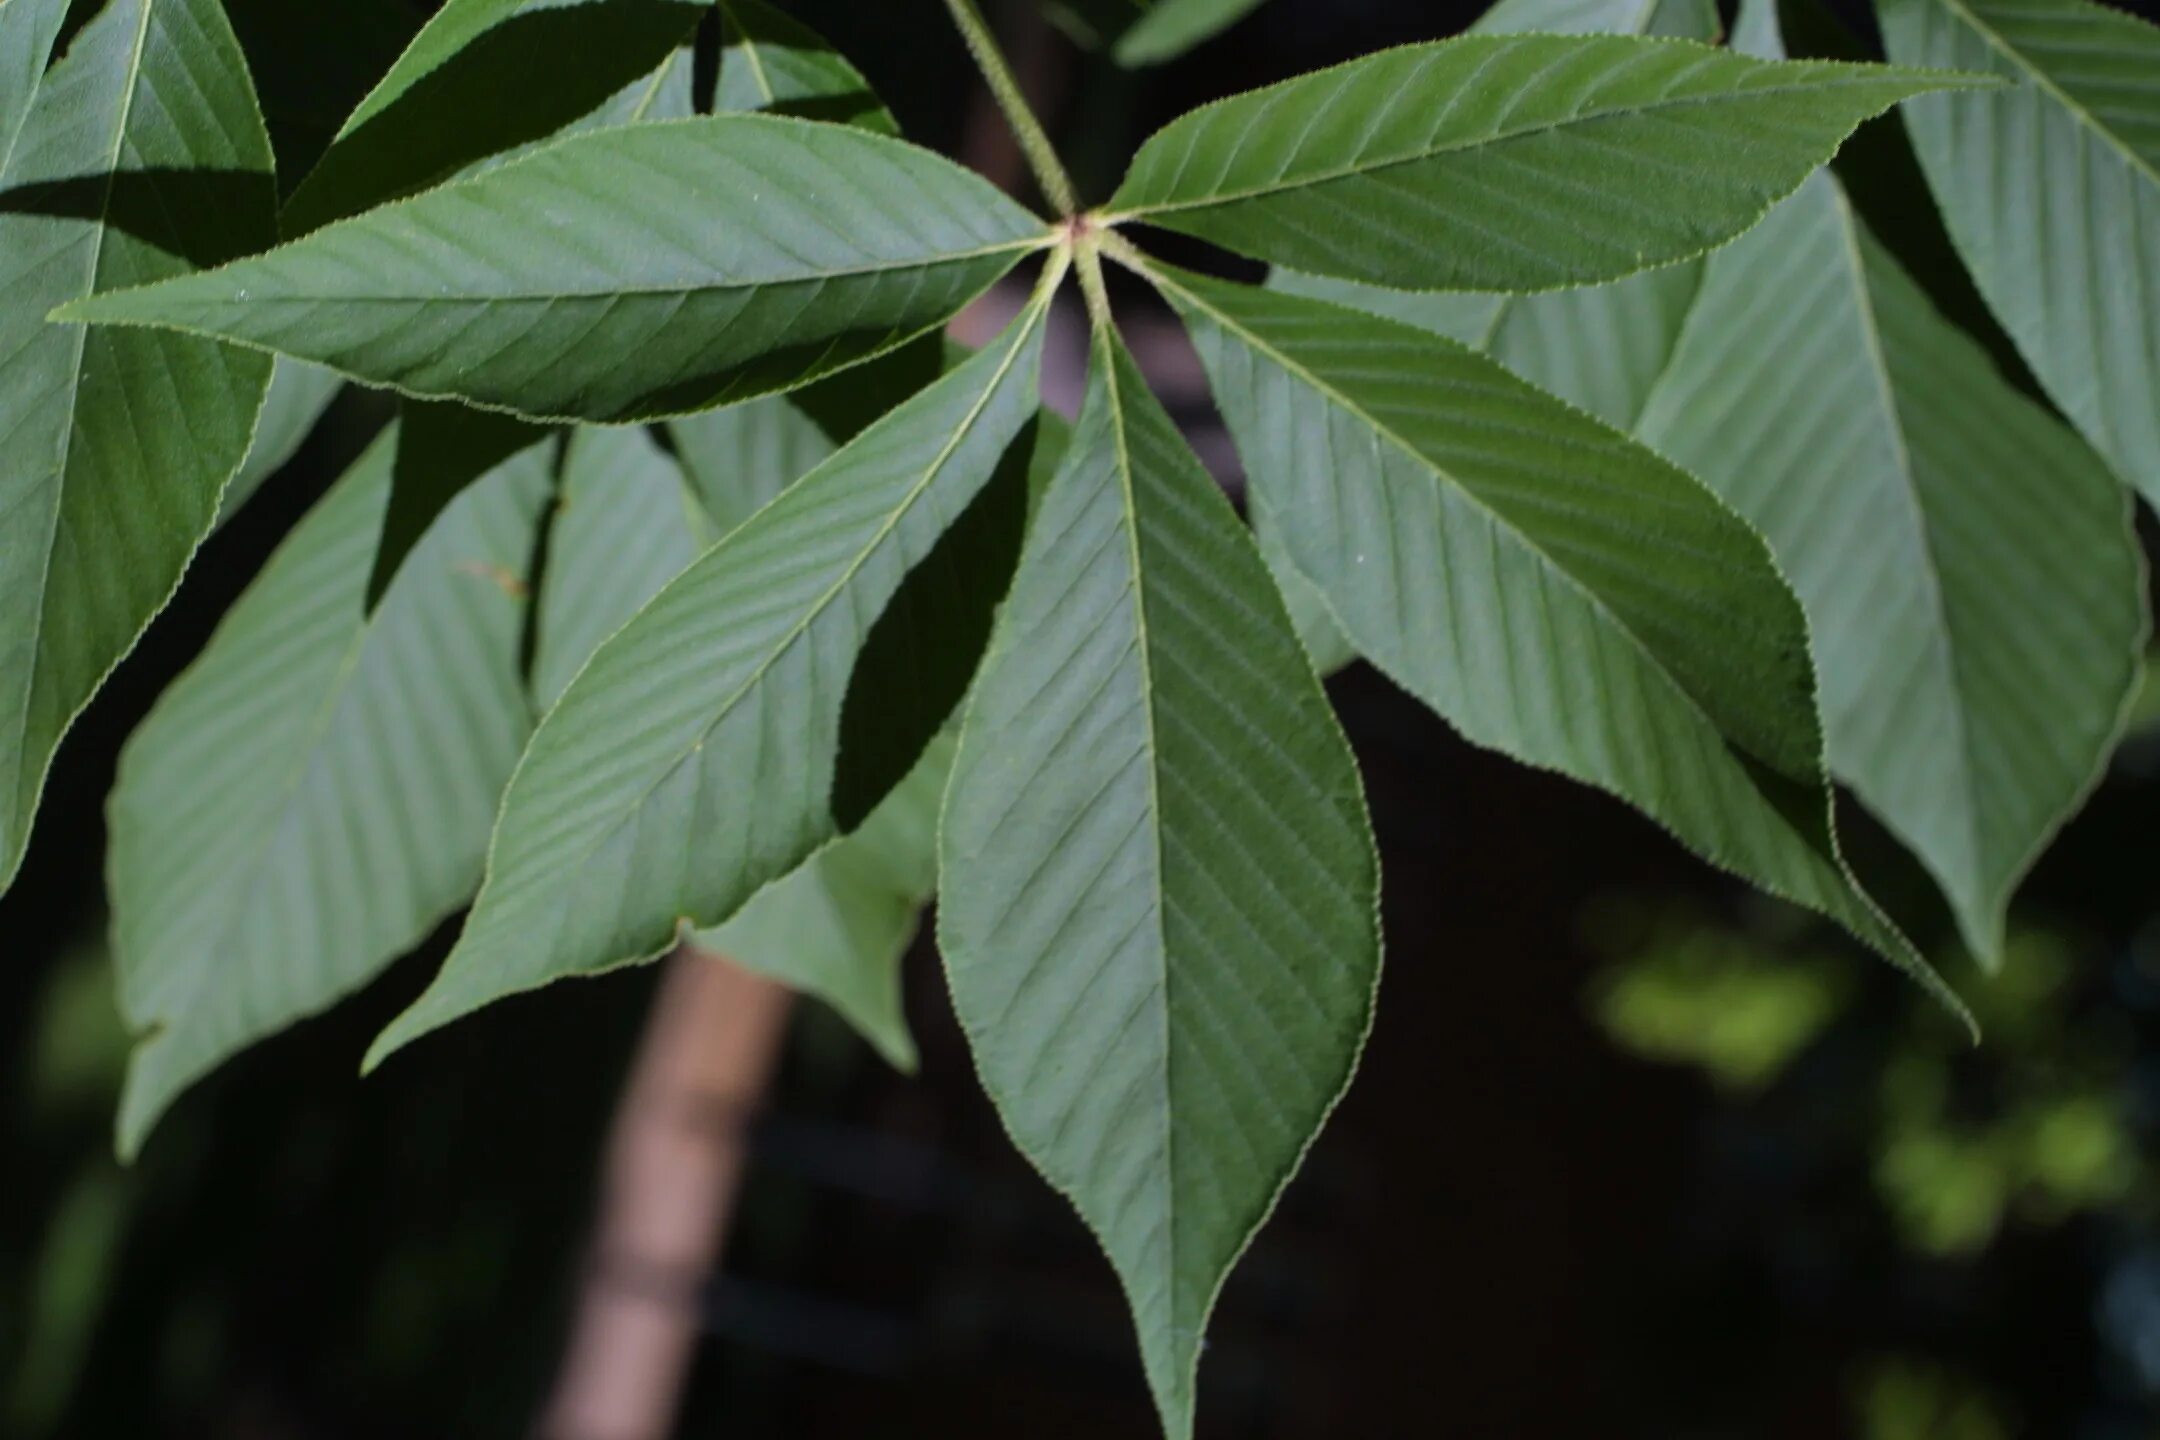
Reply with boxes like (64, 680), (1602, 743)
(941, 0), (1080, 216)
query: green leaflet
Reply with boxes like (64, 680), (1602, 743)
(215, 359), (342, 527)
(332, 0), (818, 595)
(1877, 0), (2160, 502)
(940, 324), (1379, 1440)
(366, 291), (1056, 1067)
(372, 401), (552, 607)
(219, 0), (429, 190)
(530, 425), (701, 711)
(1041, 0), (1149, 50)
(0, 0), (71, 169)
(1273, 263), (1707, 431)
(1265, 0), (1719, 430)
(716, 0), (897, 132)
(1251, 486), (1355, 677)
(108, 429), (551, 1157)
(669, 341), (946, 541)
(1105, 34), (1990, 293)
(671, 395), (847, 540)
(60, 116), (1051, 424)
(1638, 178), (2143, 964)
(281, 0), (704, 233)
(1286, 0), (2149, 967)
(1314, 0), (1722, 429)
(693, 735), (955, 1072)
(1634, 0), (2145, 962)
(111, 352), (1000, 1153)
(536, 422), (940, 1069)
(1153, 263), (1966, 1020)
(1113, 0), (1266, 65)
(1470, 0), (1719, 37)
(0, 0), (276, 893)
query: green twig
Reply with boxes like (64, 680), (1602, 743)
(942, 0), (1079, 216)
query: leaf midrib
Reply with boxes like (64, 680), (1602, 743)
(1109, 60), (1927, 220)
(10, 0), (155, 842)
(626, 46), (682, 121)
(1154, 265), (1808, 777)
(82, 235), (1049, 312)
(1921, 0), (2160, 185)
(488, 296), (1048, 945)
(1823, 193), (1985, 889)
(1096, 331), (1181, 1366)
(718, 0), (779, 104)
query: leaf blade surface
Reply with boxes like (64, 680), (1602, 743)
(0, 0), (276, 890)
(1107, 34), (1988, 292)
(368, 295), (1055, 1064)
(1160, 263), (1963, 1012)
(940, 326), (1380, 1439)
(109, 430), (550, 1154)
(63, 116), (1049, 423)
(1877, 0), (2160, 499)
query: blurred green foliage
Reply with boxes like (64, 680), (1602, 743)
(1854, 1359), (2009, 1440)
(1591, 912), (2152, 1257)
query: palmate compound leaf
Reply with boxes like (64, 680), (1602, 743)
(280, 0), (704, 234)
(1103, 33), (1993, 293)
(365, 283), (1060, 1067)
(108, 428), (553, 1157)
(0, 0), (276, 894)
(939, 323), (1380, 1440)
(1877, 0), (2160, 502)
(1150, 261), (1968, 1020)
(57, 115), (1053, 424)
(1274, 0), (2148, 967)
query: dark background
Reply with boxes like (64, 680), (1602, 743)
(7, 0), (2160, 1435)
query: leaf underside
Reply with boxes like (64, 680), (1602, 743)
(62, 116), (1048, 423)
(216, 359), (342, 528)
(940, 329), (1380, 1439)
(1878, 0), (2160, 502)
(1275, 0), (2146, 965)
(1114, 0), (1267, 65)
(109, 429), (550, 1157)
(1108, 33), (1989, 291)
(1160, 264), (1965, 1019)
(1637, 170), (2144, 961)
(716, 0), (898, 132)
(0, 0), (276, 892)
(280, 0), (705, 234)
(368, 300), (1053, 1067)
